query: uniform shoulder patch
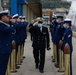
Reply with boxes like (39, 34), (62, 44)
(68, 34), (71, 37)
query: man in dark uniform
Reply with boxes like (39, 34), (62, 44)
(12, 15), (28, 65)
(12, 14), (22, 68)
(29, 18), (51, 73)
(19, 16), (28, 60)
(55, 15), (65, 67)
(0, 10), (15, 75)
(50, 15), (58, 62)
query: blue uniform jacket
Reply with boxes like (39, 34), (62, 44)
(9, 21), (16, 42)
(20, 22), (28, 44)
(55, 22), (64, 44)
(0, 21), (14, 54)
(23, 22), (28, 40)
(15, 22), (21, 44)
(51, 21), (58, 43)
(15, 21), (28, 44)
(62, 27), (73, 53)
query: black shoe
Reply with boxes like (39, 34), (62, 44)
(54, 64), (59, 68)
(52, 59), (55, 62)
(16, 65), (20, 69)
(23, 56), (26, 59)
(11, 70), (17, 73)
(39, 70), (44, 73)
(35, 65), (38, 69)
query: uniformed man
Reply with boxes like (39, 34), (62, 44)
(9, 16), (17, 72)
(55, 15), (65, 67)
(12, 15), (28, 65)
(50, 15), (58, 62)
(19, 16), (28, 60)
(62, 19), (73, 75)
(29, 17), (51, 73)
(0, 10), (15, 75)
(12, 14), (21, 68)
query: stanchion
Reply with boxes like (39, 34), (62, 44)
(64, 43), (70, 75)
(6, 56), (10, 75)
(58, 40), (64, 72)
(11, 40), (17, 73)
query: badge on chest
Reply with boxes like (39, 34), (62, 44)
(42, 32), (46, 35)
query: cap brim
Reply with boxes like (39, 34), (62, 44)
(64, 21), (71, 24)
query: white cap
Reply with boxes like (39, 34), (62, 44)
(0, 9), (9, 15)
(64, 19), (71, 21)
(36, 17), (41, 20)
(12, 14), (19, 18)
(52, 14), (57, 18)
(22, 16), (26, 19)
(64, 19), (72, 23)
(31, 20), (34, 23)
(19, 16), (22, 19)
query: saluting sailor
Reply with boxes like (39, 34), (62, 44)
(12, 14), (21, 67)
(0, 10), (15, 75)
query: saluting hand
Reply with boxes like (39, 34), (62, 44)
(33, 21), (38, 26)
(10, 19), (16, 23)
(17, 18), (21, 22)
(21, 19), (25, 22)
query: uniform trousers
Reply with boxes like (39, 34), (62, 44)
(33, 47), (45, 70)
(0, 54), (9, 75)
(56, 44), (59, 65)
